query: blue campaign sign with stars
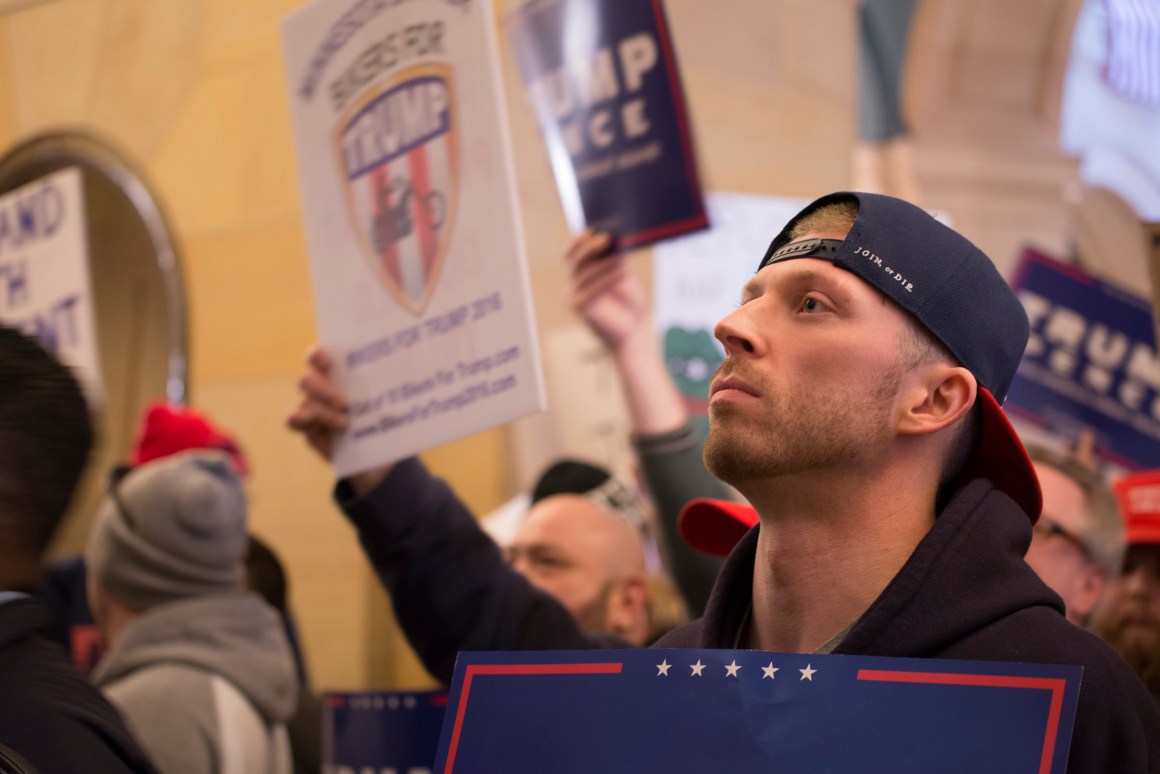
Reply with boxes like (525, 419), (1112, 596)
(323, 690), (447, 773)
(433, 649), (1081, 773)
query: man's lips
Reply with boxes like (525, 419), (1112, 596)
(709, 375), (760, 402)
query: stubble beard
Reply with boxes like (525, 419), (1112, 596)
(703, 365), (902, 489)
(1093, 608), (1160, 697)
(572, 579), (615, 635)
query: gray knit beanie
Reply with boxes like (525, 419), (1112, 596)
(86, 450), (247, 611)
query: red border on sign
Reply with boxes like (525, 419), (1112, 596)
(857, 669), (1069, 774)
(615, 0), (708, 248)
(442, 662), (624, 773)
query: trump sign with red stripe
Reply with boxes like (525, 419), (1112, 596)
(434, 650), (1081, 773)
(283, 0), (545, 477)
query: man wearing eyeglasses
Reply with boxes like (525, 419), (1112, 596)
(1022, 446), (1124, 627)
(1095, 470), (1160, 701)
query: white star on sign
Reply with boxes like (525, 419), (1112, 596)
(725, 660), (741, 677)
(762, 662), (779, 680)
(656, 660), (671, 677)
(690, 660), (706, 677)
(799, 663), (817, 681)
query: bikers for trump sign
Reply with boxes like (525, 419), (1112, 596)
(508, 0), (708, 250)
(1006, 247), (1160, 469)
(434, 650), (1081, 773)
(283, 0), (546, 476)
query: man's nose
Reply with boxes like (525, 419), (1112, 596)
(714, 309), (758, 356)
(1125, 565), (1160, 597)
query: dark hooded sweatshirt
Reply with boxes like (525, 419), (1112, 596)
(656, 479), (1160, 772)
(0, 595), (156, 774)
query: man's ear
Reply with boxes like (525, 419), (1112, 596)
(605, 574), (649, 643)
(896, 364), (977, 438)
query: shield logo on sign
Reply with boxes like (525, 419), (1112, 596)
(335, 64), (459, 316)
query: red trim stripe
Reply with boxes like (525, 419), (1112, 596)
(620, 213), (709, 249)
(408, 145), (438, 277)
(443, 662), (623, 773)
(650, 0), (706, 227)
(372, 166), (402, 287)
(857, 670), (1068, 774)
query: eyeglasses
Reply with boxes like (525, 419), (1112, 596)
(1031, 518), (1093, 561)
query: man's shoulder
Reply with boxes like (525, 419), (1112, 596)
(0, 634), (155, 772)
(651, 618), (706, 648)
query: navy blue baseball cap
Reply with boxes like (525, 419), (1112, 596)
(682, 192), (1042, 556)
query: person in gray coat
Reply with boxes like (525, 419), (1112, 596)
(86, 451), (299, 774)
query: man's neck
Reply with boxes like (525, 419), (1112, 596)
(741, 464), (939, 654)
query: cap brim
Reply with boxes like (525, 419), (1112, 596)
(678, 498), (759, 557)
(961, 388), (1042, 522)
(1127, 523), (1160, 545)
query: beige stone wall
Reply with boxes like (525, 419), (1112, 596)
(0, 0), (513, 691)
(0, 0), (1086, 690)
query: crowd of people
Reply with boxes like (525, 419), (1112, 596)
(2, 191), (1160, 771)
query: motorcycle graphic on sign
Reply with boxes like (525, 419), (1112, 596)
(335, 64), (459, 316)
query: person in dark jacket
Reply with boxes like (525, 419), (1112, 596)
(659, 192), (1160, 772)
(0, 324), (156, 773)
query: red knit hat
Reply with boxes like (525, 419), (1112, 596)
(1112, 470), (1160, 546)
(131, 402), (249, 477)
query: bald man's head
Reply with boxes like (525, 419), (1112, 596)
(508, 494), (649, 644)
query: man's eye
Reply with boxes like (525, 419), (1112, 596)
(533, 555), (565, 569)
(801, 296), (824, 313)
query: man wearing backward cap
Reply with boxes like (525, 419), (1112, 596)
(290, 191), (1160, 769)
(660, 192), (1159, 770)
(86, 451), (299, 774)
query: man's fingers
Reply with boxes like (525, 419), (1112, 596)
(571, 262), (630, 310)
(298, 369), (348, 413)
(306, 345), (334, 374)
(565, 230), (614, 267)
(288, 399), (349, 434)
(571, 257), (628, 298)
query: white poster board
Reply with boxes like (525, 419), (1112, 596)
(653, 192), (806, 343)
(283, 0), (546, 476)
(0, 167), (103, 403)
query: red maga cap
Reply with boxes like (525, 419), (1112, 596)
(1112, 470), (1160, 546)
